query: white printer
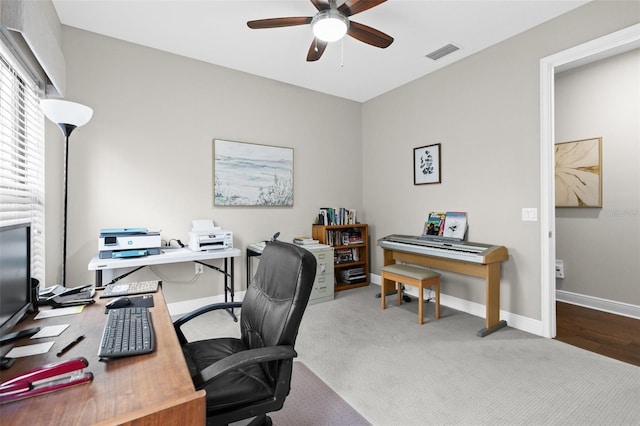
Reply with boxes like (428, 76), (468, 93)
(188, 220), (233, 251)
(98, 228), (161, 259)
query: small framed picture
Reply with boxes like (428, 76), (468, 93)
(414, 143), (441, 185)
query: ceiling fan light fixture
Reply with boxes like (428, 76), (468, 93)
(312, 10), (349, 42)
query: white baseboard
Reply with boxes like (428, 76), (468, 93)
(169, 280), (638, 335)
(370, 273), (545, 336)
(556, 290), (640, 320)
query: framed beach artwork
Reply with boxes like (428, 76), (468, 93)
(213, 139), (293, 206)
(414, 143), (441, 185)
(555, 137), (602, 208)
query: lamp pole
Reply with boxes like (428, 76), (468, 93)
(59, 124), (77, 286)
(41, 100), (92, 287)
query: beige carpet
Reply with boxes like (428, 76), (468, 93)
(182, 286), (640, 425)
(269, 361), (371, 426)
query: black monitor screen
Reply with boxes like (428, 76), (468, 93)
(0, 222), (31, 337)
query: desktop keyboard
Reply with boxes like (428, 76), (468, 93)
(99, 307), (155, 358)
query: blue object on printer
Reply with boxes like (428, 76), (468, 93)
(111, 249), (148, 258)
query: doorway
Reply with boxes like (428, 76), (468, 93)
(539, 23), (640, 338)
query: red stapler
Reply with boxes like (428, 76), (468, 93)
(0, 357), (93, 404)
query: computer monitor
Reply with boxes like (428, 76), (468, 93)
(0, 222), (32, 339)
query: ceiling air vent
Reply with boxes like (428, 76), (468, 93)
(426, 44), (459, 60)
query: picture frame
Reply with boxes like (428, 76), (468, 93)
(414, 143), (441, 185)
(555, 137), (602, 208)
(213, 139), (293, 206)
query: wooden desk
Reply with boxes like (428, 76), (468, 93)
(381, 245), (509, 337)
(0, 289), (205, 425)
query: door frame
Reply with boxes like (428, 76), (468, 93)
(539, 23), (640, 338)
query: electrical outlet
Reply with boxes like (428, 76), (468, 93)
(555, 260), (565, 279)
(522, 208), (538, 221)
(195, 263), (204, 274)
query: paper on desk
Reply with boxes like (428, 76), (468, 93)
(34, 306), (84, 319)
(31, 324), (70, 339)
(5, 341), (55, 358)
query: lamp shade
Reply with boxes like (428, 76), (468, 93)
(40, 99), (93, 127)
(312, 10), (349, 42)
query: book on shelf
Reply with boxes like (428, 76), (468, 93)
(423, 211), (446, 236)
(317, 207), (357, 226)
(341, 231), (363, 245)
(442, 211), (467, 240)
(334, 247), (360, 264)
(340, 267), (364, 277)
(339, 268), (367, 284)
(324, 230), (363, 247)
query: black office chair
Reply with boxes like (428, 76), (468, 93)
(174, 241), (317, 426)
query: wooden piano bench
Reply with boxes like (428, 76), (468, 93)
(381, 264), (440, 324)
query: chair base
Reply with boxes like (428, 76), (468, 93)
(249, 414), (272, 426)
(208, 414), (272, 426)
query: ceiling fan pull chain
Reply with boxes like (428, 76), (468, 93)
(340, 38), (344, 67)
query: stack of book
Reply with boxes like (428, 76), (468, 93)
(334, 247), (360, 263)
(324, 229), (363, 246)
(341, 231), (363, 245)
(293, 236), (319, 245)
(339, 268), (367, 285)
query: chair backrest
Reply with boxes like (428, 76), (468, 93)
(240, 241), (317, 353)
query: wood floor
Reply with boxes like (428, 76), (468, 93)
(554, 301), (640, 367)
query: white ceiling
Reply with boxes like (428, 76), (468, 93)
(51, 0), (589, 102)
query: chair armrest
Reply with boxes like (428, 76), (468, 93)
(173, 301), (243, 345)
(192, 345), (297, 389)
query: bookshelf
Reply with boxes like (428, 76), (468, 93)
(312, 223), (369, 292)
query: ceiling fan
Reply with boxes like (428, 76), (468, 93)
(247, 0), (394, 62)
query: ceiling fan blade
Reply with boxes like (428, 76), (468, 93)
(347, 21), (393, 48)
(338, 0), (387, 17)
(247, 17), (312, 29)
(310, 0), (330, 11)
(307, 39), (328, 62)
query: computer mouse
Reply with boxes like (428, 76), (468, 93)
(106, 297), (131, 309)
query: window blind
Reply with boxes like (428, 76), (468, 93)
(0, 41), (45, 282)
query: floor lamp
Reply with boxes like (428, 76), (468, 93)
(40, 99), (93, 286)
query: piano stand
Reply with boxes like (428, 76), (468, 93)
(379, 240), (509, 337)
(477, 320), (508, 337)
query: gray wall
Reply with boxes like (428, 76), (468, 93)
(361, 1), (639, 322)
(555, 48), (640, 305)
(46, 27), (363, 302)
(45, 1), (639, 329)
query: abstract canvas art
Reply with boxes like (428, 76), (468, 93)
(555, 137), (602, 208)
